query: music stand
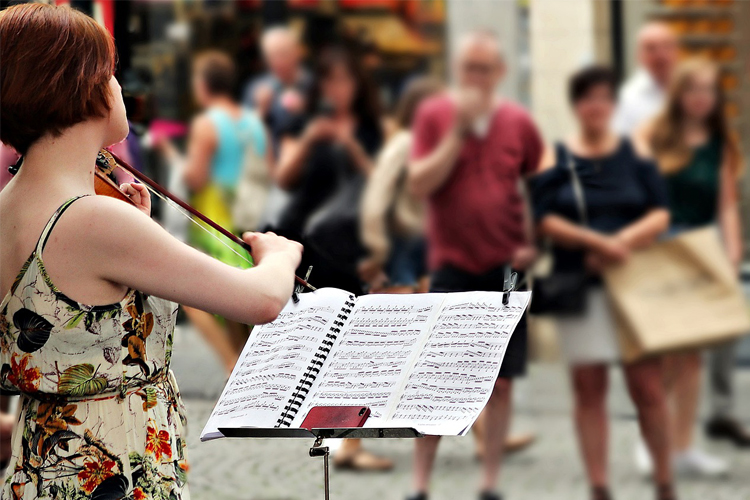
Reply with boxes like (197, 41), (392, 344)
(219, 407), (422, 500)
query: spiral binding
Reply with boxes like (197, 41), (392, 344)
(276, 295), (356, 427)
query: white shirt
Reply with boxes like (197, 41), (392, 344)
(612, 70), (665, 135)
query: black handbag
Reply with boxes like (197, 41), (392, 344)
(530, 145), (589, 316)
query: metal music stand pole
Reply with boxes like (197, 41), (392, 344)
(219, 426), (423, 499)
(309, 437), (330, 500)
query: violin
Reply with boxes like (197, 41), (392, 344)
(93, 150), (316, 292)
(94, 151), (134, 205)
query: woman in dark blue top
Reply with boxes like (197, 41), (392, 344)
(532, 139), (669, 282)
(530, 66), (676, 500)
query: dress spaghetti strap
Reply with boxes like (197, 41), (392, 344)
(35, 195), (90, 255)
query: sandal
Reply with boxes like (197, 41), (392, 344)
(333, 448), (394, 472)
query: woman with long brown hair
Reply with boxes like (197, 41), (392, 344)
(0, 4), (302, 498)
(636, 57), (744, 476)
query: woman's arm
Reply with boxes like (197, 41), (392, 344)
(274, 119), (335, 189)
(360, 135), (408, 264)
(264, 127), (276, 176)
(65, 196), (303, 325)
(632, 122), (655, 160)
(274, 136), (308, 189)
(182, 115), (217, 192)
(338, 129), (375, 177)
(538, 215), (629, 262)
(719, 147), (743, 271)
(616, 209), (669, 250)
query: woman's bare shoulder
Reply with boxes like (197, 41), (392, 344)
(631, 122), (655, 160)
(536, 144), (557, 174)
(53, 195), (155, 249)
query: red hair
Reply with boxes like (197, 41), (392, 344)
(0, 3), (116, 154)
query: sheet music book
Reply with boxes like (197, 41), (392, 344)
(201, 287), (531, 440)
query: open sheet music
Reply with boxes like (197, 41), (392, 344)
(201, 288), (531, 439)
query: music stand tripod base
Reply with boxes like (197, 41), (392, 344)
(218, 426), (423, 499)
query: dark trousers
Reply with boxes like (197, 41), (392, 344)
(430, 265), (528, 378)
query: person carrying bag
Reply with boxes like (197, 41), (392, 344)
(530, 143), (589, 316)
(529, 65), (677, 500)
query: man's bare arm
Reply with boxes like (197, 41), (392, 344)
(408, 125), (464, 199)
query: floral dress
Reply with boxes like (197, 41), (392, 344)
(0, 197), (189, 500)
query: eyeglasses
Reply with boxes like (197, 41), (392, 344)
(461, 62), (495, 76)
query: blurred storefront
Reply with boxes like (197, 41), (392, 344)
(622, 0), (749, 162)
(26, 0), (448, 123)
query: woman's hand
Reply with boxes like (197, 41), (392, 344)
(334, 123), (356, 147)
(592, 234), (630, 264)
(511, 245), (538, 271)
(725, 236), (743, 273)
(243, 231), (303, 270)
(358, 257), (389, 291)
(303, 118), (337, 143)
(581, 234), (629, 275)
(119, 182), (151, 216)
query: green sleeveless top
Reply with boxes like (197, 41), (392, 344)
(665, 136), (722, 228)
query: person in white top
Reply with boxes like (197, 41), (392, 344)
(617, 21), (734, 479)
(612, 21), (678, 135)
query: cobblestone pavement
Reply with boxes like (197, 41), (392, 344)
(172, 326), (750, 500)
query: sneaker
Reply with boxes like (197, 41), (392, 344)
(634, 440), (653, 477)
(705, 417), (750, 447)
(673, 448), (729, 478)
(478, 492), (503, 500)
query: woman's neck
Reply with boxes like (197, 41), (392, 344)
(15, 122), (104, 196)
(681, 116), (708, 133)
(681, 116), (710, 146)
(332, 109), (355, 123)
(574, 128), (617, 156)
(204, 95), (237, 111)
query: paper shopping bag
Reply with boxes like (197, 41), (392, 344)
(604, 227), (750, 362)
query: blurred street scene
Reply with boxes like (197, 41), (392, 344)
(171, 322), (750, 500)
(2, 0), (750, 499)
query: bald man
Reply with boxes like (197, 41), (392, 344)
(243, 26), (311, 154)
(407, 30), (543, 500)
(612, 21), (679, 134)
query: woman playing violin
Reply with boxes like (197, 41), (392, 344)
(0, 4), (302, 499)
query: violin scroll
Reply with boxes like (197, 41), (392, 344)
(94, 150), (136, 206)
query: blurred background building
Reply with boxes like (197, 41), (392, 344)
(3, 0), (745, 210)
(6, 0), (745, 356)
(2, 1), (750, 498)
(10, 1), (744, 151)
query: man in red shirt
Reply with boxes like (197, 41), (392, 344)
(407, 30), (543, 500)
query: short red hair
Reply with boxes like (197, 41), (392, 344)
(0, 3), (116, 154)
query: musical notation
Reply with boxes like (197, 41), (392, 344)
(388, 291), (530, 435)
(201, 288), (532, 440)
(201, 288), (351, 440)
(296, 293), (445, 424)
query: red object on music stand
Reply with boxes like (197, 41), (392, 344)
(301, 406), (371, 431)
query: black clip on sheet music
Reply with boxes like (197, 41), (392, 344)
(502, 266), (518, 306)
(276, 294), (356, 428)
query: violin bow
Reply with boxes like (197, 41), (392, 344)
(102, 151), (316, 292)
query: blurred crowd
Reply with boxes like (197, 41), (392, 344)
(149, 20), (747, 500)
(2, 12), (750, 500)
